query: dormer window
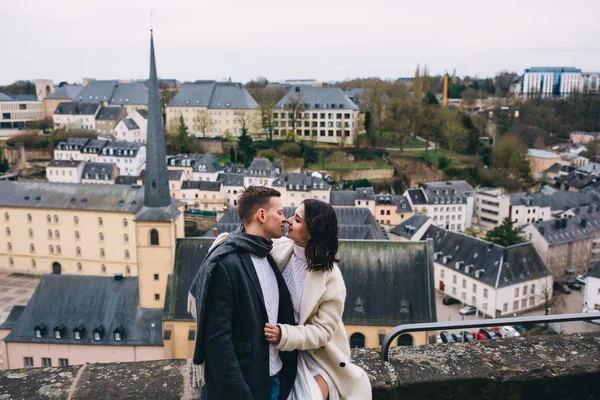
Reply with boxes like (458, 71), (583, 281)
(34, 323), (46, 338)
(73, 325), (85, 340)
(54, 324), (66, 339)
(93, 325), (105, 341)
(114, 325), (124, 341)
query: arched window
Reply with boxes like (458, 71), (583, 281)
(75, 231), (80, 240)
(46, 215), (51, 223)
(56, 246), (62, 255)
(73, 216), (79, 225)
(49, 245), (54, 254)
(77, 263), (82, 271)
(7, 242), (12, 252)
(27, 213), (32, 222)
(48, 230), (53, 239)
(99, 233), (104, 242)
(4, 212), (9, 221)
(31, 259), (36, 268)
(9, 257), (14, 267)
(397, 334), (413, 346)
(28, 228), (34, 238)
(150, 229), (159, 246)
(125, 250), (130, 259)
(124, 234), (129, 243)
(98, 217), (103, 226)
(101, 264), (106, 273)
(123, 218), (128, 227)
(76, 247), (81, 256)
(100, 248), (105, 258)
(30, 244), (35, 253)
(54, 215), (59, 223)
(125, 265), (131, 274)
(350, 333), (365, 348)
(5, 227), (10, 236)
(55, 230), (60, 239)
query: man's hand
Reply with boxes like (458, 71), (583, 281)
(264, 323), (281, 344)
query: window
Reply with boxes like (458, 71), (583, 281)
(523, 285), (527, 295)
(47, 215), (51, 223)
(441, 269), (444, 278)
(57, 246), (61, 255)
(123, 218), (128, 227)
(124, 234), (129, 243)
(472, 296), (476, 306)
(28, 228), (34, 238)
(155, 293), (160, 301)
(31, 259), (36, 269)
(98, 217), (103, 226)
(521, 299), (527, 308)
(48, 230), (53, 239)
(100, 248), (105, 258)
(513, 300), (519, 311)
(453, 275), (457, 284)
(99, 232), (104, 242)
(30, 244), (35, 253)
(150, 229), (159, 246)
(473, 284), (477, 293)
(76, 247), (81, 256)
(24, 357), (34, 367)
(154, 274), (159, 281)
(59, 359), (69, 367)
(125, 250), (130, 259)
(530, 284), (535, 294)
(55, 230), (60, 239)
(529, 297), (535, 306)
(483, 288), (488, 299)
(54, 215), (59, 224)
(452, 287), (456, 295)
(49, 245), (54, 254)
(349, 333), (365, 348)
(101, 264), (106, 273)
(75, 231), (80, 240)
(73, 216), (79, 225)
(503, 303), (508, 312)
(77, 263), (82, 272)
(27, 213), (32, 222)
(4, 212), (9, 221)
(462, 279), (466, 289)
(5, 227), (10, 236)
(9, 257), (14, 267)
(42, 358), (52, 367)
(515, 288), (519, 297)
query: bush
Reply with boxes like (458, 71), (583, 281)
(438, 156), (450, 170)
(280, 142), (302, 158)
(257, 149), (278, 162)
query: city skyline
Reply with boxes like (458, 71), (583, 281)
(2, 0), (600, 85)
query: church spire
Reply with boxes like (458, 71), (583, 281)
(143, 30), (170, 208)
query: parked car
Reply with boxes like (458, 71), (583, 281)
(576, 275), (586, 285)
(455, 331), (475, 342)
(459, 305), (477, 315)
(566, 278), (581, 291)
(438, 331), (456, 343)
(554, 281), (572, 294)
(489, 326), (502, 336)
(513, 325), (528, 334)
(476, 328), (500, 340)
(442, 296), (461, 305)
(499, 326), (521, 338)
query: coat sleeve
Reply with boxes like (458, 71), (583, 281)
(203, 262), (253, 399)
(277, 268), (346, 352)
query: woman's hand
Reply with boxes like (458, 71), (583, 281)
(264, 323), (281, 344)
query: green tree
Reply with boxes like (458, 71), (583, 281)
(364, 111), (372, 134)
(423, 91), (439, 105)
(439, 108), (468, 156)
(237, 126), (256, 167)
(176, 115), (190, 153)
(229, 146), (236, 165)
(493, 134), (528, 176)
(0, 147), (9, 174)
(485, 218), (523, 247)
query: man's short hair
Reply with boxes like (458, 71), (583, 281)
(237, 186), (281, 224)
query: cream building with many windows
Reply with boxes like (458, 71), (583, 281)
(165, 81), (260, 137)
(0, 93), (44, 130)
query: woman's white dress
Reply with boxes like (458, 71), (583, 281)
(281, 244), (340, 400)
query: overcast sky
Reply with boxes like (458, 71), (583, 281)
(2, 0), (600, 86)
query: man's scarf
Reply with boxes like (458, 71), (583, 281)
(187, 224), (273, 387)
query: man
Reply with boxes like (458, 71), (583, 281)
(189, 186), (297, 400)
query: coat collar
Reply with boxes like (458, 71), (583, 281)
(239, 252), (268, 319)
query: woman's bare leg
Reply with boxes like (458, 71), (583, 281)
(314, 375), (329, 400)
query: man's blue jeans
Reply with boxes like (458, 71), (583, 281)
(270, 373), (280, 400)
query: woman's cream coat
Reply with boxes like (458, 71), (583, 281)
(271, 237), (372, 400)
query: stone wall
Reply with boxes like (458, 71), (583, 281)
(1, 332), (599, 399)
(3, 144), (53, 171)
(303, 167), (395, 181)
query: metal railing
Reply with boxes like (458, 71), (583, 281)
(381, 312), (600, 361)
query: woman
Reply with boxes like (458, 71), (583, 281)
(264, 199), (371, 400)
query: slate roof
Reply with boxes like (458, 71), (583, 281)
(167, 154), (204, 167)
(168, 82), (258, 109)
(528, 209), (600, 246)
(508, 191), (599, 211)
(421, 181), (470, 205)
(527, 149), (560, 159)
(96, 106), (125, 121)
(47, 159), (84, 168)
(46, 85), (83, 100)
(81, 139), (108, 154)
(0, 181), (145, 213)
(0, 93), (14, 101)
(355, 187), (375, 200)
(100, 141), (142, 157)
(135, 109), (148, 119)
(120, 118), (138, 130)
(165, 238), (436, 326)
(576, 163), (600, 175)
(75, 80), (148, 105)
(114, 176), (139, 185)
(247, 158), (278, 176)
(390, 214), (432, 239)
(181, 181), (222, 191)
(421, 225), (551, 288)
(77, 80), (119, 103)
(139, 169), (183, 182)
(193, 153), (223, 173)
(546, 162), (564, 174)
(216, 173), (245, 187)
(272, 172), (330, 191)
(407, 188), (427, 205)
(329, 191), (356, 206)
(207, 207), (386, 240)
(82, 162), (116, 180)
(0, 305), (26, 330)
(54, 102), (100, 115)
(4, 275), (162, 346)
(12, 95), (37, 101)
(276, 86), (359, 111)
(56, 137), (90, 151)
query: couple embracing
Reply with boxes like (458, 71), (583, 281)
(189, 186), (371, 400)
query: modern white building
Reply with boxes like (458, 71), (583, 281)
(98, 141), (145, 176)
(521, 67), (582, 98)
(0, 93), (44, 130)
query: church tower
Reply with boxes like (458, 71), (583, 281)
(135, 31), (185, 308)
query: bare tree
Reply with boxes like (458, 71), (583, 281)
(537, 279), (565, 315)
(285, 93), (306, 142)
(247, 86), (287, 144)
(194, 110), (213, 138)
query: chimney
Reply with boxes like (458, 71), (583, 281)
(562, 218), (568, 229)
(555, 219), (561, 229)
(582, 219), (588, 228)
(114, 273), (123, 281)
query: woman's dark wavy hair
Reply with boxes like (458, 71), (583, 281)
(302, 199), (339, 272)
